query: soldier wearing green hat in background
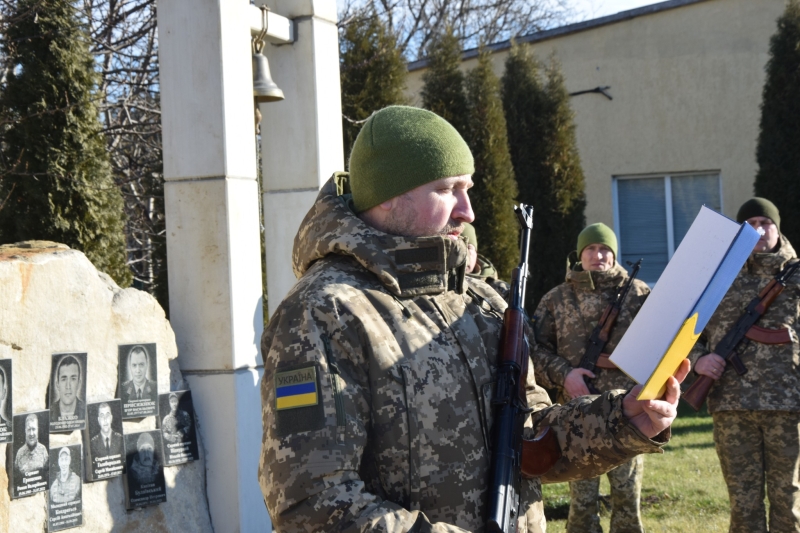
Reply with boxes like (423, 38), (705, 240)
(690, 197), (800, 533)
(462, 222), (509, 299)
(258, 105), (688, 533)
(532, 223), (651, 533)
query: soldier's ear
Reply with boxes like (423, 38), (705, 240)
(378, 197), (397, 212)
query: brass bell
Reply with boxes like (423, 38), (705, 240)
(252, 5), (284, 103)
(252, 51), (284, 103)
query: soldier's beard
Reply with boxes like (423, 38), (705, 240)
(382, 204), (462, 239)
(139, 450), (153, 466)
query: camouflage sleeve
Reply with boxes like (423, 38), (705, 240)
(259, 298), (469, 533)
(530, 390), (667, 484)
(531, 296), (572, 390)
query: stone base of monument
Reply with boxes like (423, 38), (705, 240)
(0, 241), (213, 532)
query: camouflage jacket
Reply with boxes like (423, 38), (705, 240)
(258, 176), (668, 533)
(467, 254), (509, 301)
(691, 236), (800, 413)
(532, 264), (650, 404)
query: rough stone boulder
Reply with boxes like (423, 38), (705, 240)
(0, 241), (213, 532)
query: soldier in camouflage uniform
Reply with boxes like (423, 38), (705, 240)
(692, 198), (800, 533)
(533, 223), (650, 533)
(462, 222), (508, 300)
(258, 106), (687, 533)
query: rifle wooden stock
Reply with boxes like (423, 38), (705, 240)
(682, 375), (714, 411)
(521, 427), (561, 478)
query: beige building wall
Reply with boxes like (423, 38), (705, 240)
(406, 0), (786, 232)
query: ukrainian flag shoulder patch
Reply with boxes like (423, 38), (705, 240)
(275, 366), (318, 410)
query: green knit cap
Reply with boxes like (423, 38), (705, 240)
(349, 106), (475, 213)
(736, 197), (780, 231)
(461, 222), (478, 250)
(577, 223), (618, 258)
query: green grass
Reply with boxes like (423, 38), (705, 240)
(543, 403), (732, 532)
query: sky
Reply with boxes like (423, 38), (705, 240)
(568, 0), (662, 20)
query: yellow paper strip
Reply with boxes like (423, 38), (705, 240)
(637, 313), (700, 400)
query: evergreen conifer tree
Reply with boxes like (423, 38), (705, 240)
(340, 12), (408, 157)
(754, 0), (800, 244)
(464, 51), (519, 279)
(502, 45), (586, 309)
(420, 28), (469, 137)
(0, 0), (131, 286)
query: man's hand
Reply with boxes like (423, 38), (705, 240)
(622, 359), (691, 439)
(564, 368), (596, 399)
(694, 353), (726, 379)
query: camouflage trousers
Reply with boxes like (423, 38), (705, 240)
(712, 410), (800, 533)
(566, 455), (644, 533)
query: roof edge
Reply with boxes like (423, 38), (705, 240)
(407, 0), (711, 71)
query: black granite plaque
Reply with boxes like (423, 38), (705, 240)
(48, 444), (82, 531)
(49, 353), (87, 432)
(0, 359), (12, 443)
(123, 430), (167, 509)
(83, 400), (125, 481)
(10, 410), (49, 499)
(158, 390), (199, 465)
(118, 344), (158, 419)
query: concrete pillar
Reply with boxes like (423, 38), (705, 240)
(158, 1), (270, 531)
(258, 0), (344, 317)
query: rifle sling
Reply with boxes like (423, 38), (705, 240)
(745, 324), (792, 345)
(595, 353), (618, 369)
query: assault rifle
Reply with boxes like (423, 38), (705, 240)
(577, 258), (643, 394)
(683, 259), (800, 411)
(486, 204), (561, 533)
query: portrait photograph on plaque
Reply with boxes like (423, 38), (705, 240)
(0, 358), (12, 443)
(11, 410), (49, 499)
(118, 343), (158, 419)
(83, 400), (124, 481)
(123, 430), (166, 509)
(48, 444), (82, 531)
(49, 353), (87, 432)
(158, 390), (199, 465)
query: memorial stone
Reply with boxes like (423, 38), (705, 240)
(0, 241), (213, 532)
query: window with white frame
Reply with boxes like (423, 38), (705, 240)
(612, 172), (722, 284)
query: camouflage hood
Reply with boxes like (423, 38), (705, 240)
(566, 261), (629, 292)
(292, 173), (468, 298)
(745, 234), (796, 277)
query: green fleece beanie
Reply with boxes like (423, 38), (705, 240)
(348, 106), (475, 213)
(577, 223), (618, 258)
(461, 223), (478, 250)
(736, 197), (780, 231)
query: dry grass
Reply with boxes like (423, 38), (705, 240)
(542, 404), (732, 532)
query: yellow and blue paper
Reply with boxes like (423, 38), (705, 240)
(275, 367), (319, 410)
(638, 223), (761, 399)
